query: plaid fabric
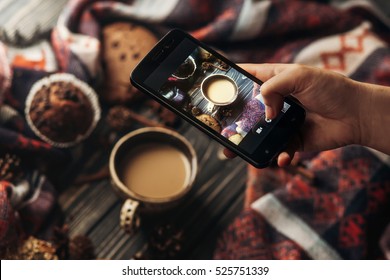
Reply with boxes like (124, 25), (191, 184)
(0, 170), (58, 255)
(215, 147), (390, 259)
(0, 181), (17, 248)
(1, 0), (390, 258)
(0, 0), (68, 45)
(1, 0), (390, 156)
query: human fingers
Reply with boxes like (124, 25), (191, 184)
(237, 63), (291, 82)
(260, 65), (306, 120)
(276, 132), (303, 167)
(223, 138), (300, 167)
(223, 147), (295, 168)
(277, 151), (294, 167)
(238, 63), (300, 120)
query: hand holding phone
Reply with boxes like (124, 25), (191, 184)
(236, 63), (374, 166)
(131, 29), (305, 168)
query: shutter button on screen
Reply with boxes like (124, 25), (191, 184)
(252, 113), (272, 135)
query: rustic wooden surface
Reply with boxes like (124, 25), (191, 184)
(59, 123), (246, 259)
(0, 0), (248, 260)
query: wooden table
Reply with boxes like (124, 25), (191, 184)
(0, 0), (247, 260)
(59, 123), (246, 259)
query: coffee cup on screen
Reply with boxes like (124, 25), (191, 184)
(201, 74), (238, 110)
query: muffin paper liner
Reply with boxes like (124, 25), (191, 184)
(25, 73), (101, 148)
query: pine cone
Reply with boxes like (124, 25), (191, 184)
(159, 107), (178, 126)
(145, 100), (179, 126)
(106, 106), (133, 131)
(18, 236), (58, 260)
(68, 235), (95, 260)
(52, 225), (70, 259)
(149, 223), (184, 259)
(0, 153), (22, 181)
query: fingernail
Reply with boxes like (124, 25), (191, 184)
(265, 106), (274, 120)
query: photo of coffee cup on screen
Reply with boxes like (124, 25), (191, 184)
(157, 46), (268, 146)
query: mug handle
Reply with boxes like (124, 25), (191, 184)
(120, 199), (141, 234)
(207, 102), (220, 117)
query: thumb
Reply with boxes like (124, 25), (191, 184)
(276, 130), (304, 167)
(238, 63), (299, 120)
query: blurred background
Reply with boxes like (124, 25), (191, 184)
(1, 0), (390, 260)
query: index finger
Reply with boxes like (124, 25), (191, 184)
(238, 63), (294, 119)
(237, 63), (291, 83)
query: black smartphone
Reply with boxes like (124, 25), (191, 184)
(130, 29), (305, 168)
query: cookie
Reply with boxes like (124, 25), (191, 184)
(18, 236), (58, 260)
(102, 22), (158, 104)
(25, 73), (100, 147)
(228, 133), (243, 145)
(196, 114), (221, 133)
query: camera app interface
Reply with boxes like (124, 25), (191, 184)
(157, 45), (290, 153)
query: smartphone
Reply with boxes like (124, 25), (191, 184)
(130, 29), (305, 168)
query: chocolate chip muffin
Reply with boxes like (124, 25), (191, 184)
(25, 74), (100, 147)
(101, 22), (158, 104)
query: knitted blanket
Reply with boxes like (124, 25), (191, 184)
(1, 0), (390, 259)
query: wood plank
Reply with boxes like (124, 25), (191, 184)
(59, 123), (247, 259)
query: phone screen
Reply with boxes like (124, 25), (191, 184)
(144, 38), (291, 155)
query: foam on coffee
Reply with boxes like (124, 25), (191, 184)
(204, 76), (236, 104)
(120, 144), (191, 199)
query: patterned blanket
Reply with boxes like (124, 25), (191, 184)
(1, 0), (390, 259)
